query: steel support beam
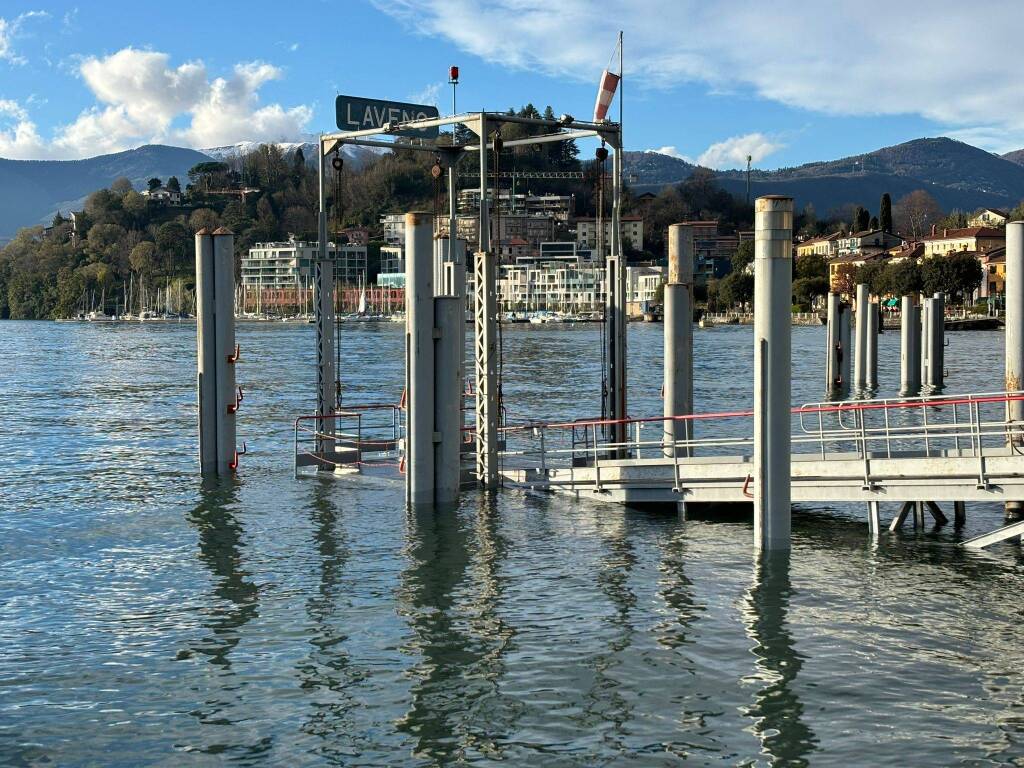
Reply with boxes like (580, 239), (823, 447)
(314, 138), (337, 461)
(1007, 222), (1024, 519)
(474, 115), (498, 488)
(753, 196), (794, 551)
(406, 213), (435, 507)
(854, 283), (869, 393)
(900, 296), (921, 395)
(434, 295), (463, 507)
(963, 520), (1024, 549)
(664, 224), (694, 457)
(865, 299), (879, 391)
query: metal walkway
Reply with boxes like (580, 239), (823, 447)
(496, 391), (1024, 510)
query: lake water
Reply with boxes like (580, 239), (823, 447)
(3, 319), (1024, 766)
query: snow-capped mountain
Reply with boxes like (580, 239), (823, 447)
(201, 139), (381, 170)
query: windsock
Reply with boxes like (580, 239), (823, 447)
(593, 69), (620, 122)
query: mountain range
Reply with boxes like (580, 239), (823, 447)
(3, 136), (1024, 241)
(624, 137), (1024, 216)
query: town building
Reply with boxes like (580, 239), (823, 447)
(674, 220), (741, 285)
(457, 189), (573, 222)
(968, 208), (1009, 228)
(141, 186), (182, 205)
(796, 232), (841, 259)
(338, 226), (370, 246)
(835, 229), (903, 256)
(978, 247), (1006, 300)
(827, 252), (888, 294)
(921, 226), (1005, 257)
(483, 253), (662, 314)
(380, 213), (406, 245)
(435, 214), (558, 258)
(242, 238), (367, 291)
(575, 216), (644, 256)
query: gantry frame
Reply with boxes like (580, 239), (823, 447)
(317, 111), (624, 489)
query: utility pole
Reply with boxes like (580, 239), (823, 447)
(746, 154), (752, 205)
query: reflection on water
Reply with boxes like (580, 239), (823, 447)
(742, 552), (817, 766)
(297, 479), (359, 763)
(396, 504), (479, 763)
(185, 479), (259, 669)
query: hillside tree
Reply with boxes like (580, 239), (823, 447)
(879, 192), (893, 233)
(894, 190), (942, 238)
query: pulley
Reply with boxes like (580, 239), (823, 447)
(595, 146), (609, 162)
(331, 155), (344, 171)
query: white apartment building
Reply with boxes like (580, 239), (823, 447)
(242, 238), (367, 289)
(575, 216), (644, 256)
(488, 259), (662, 312)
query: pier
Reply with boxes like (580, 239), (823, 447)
(240, 110), (1024, 554)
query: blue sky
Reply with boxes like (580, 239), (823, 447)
(1, 0), (1021, 168)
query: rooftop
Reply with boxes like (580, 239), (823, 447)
(923, 226), (1004, 240)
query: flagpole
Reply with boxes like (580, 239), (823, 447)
(618, 30), (623, 130)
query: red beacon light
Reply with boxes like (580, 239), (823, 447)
(449, 66), (459, 83)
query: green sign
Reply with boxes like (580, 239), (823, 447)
(335, 95), (440, 138)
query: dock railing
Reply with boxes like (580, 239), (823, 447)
(497, 390), (1024, 490)
(294, 403), (404, 475)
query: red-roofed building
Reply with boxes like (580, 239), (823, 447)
(921, 227), (1004, 257)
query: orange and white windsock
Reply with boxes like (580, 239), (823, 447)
(593, 68), (620, 122)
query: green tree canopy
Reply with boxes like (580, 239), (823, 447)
(731, 240), (755, 273)
(719, 271), (755, 308)
(880, 259), (923, 297)
(921, 252), (982, 302)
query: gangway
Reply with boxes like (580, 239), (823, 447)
(496, 391), (1024, 531)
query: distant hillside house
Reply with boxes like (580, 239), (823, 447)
(796, 231), (841, 259)
(887, 242), (925, 263)
(141, 186), (182, 205)
(968, 208), (1009, 228)
(921, 226), (1004, 257)
(836, 229), (903, 256)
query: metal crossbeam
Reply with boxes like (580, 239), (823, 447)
(963, 520), (1024, 549)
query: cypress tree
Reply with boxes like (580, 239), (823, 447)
(880, 192), (893, 233)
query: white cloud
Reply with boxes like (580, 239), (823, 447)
(0, 10), (48, 64)
(647, 145), (694, 163)
(697, 133), (782, 170)
(409, 81), (443, 108)
(0, 98), (46, 157)
(374, 0), (1024, 151)
(645, 134), (781, 169)
(0, 48), (312, 159)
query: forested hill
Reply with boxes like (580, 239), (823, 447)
(626, 137), (1024, 214)
(0, 145), (212, 240)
